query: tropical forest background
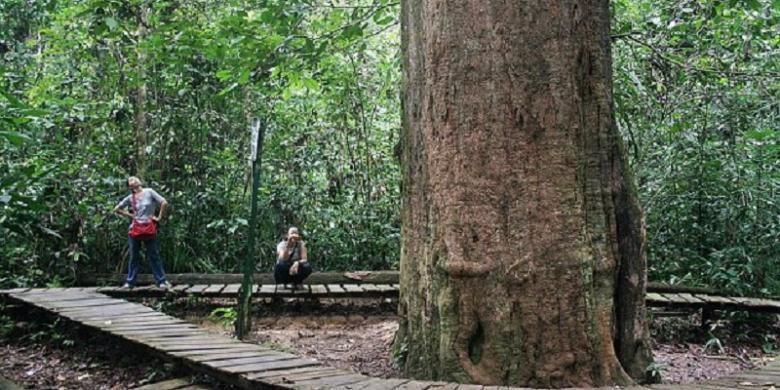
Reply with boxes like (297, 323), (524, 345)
(1, 0), (778, 295)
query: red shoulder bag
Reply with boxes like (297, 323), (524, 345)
(128, 192), (158, 240)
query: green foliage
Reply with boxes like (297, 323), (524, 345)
(0, 0), (777, 298)
(0, 0), (400, 287)
(613, 0), (780, 295)
(209, 306), (237, 329)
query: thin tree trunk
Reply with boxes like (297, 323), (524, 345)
(134, 5), (148, 176)
(395, 1), (653, 387)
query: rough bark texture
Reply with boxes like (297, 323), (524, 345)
(133, 6), (148, 176)
(395, 0), (653, 387)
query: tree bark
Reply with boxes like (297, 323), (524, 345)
(133, 5), (148, 176)
(395, 0), (653, 387)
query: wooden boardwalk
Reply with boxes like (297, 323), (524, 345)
(76, 273), (780, 314)
(86, 283), (780, 315)
(4, 287), (780, 389)
(96, 282), (399, 299)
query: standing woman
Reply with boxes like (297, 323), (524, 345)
(275, 226), (313, 288)
(113, 176), (171, 289)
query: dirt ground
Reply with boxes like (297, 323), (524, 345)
(1, 298), (778, 389)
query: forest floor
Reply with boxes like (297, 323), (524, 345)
(1, 297), (778, 389)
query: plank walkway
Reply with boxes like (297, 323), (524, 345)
(97, 282), (398, 299)
(4, 287), (780, 389)
(72, 281), (780, 315)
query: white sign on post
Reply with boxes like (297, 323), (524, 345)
(250, 118), (260, 162)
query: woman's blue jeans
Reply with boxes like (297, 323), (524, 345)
(127, 236), (167, 286)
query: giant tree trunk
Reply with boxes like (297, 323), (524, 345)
(395, 1), (653, 387)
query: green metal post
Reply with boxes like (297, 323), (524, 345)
(236, 118), (265, 339)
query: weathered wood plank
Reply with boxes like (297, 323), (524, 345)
(370, 380), (428, 390)
(223, 358), (321, 374)
(309, 285), (328, 295)
(645, 292), (669, 304)
(202, 284), (226, 295)
(170, 347), (268, 357)
(259, 284), (277, 295)
(660, 293), (692, 305)
(335, 378), (410, 390)
(186, 285), (210, 294)
(261, 367), (346, 385)
(244, 365), (343, 381)
(206, 353), (298, 368)
(291, 373), (369, 388)
(677, 293), (705, 304)
(187, 350), (278, 362)
(156, 343), (255, 352)
(222, 284), (241, 294)
(341, 284), (363, 294)
(693, 294), (740, 305)
(326, 284), (347, 295)
(102, 324), (198, 333)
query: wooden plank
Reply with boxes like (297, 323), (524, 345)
(374, 284), (398, 293)
(202, 284), (226, 295)
(406, 382), (457, 390)
(187, 350), (278, 362)
(693, 294), (740, 305)
(206, 353), (298, 368)
(13, 289), (90, 295)
(145, 337), (239, 345)
(102, 324), (199, 332)
(84, 315), (175, 326)
(645, 292), (669, 304)
(156, 344), (255, 352)
(732, 297), (780, 311)
(393, 381), (439, 390)
(93, 317), (187, 325)
(186, 284), (210, 294)
(327, 377), (383, 390)
(172, 284), (191, 293)
(326, 284), (347, 295)
(660, 293), (691, 304)
(95, 286), (124, 293)
(221, 357), (320, 374)
(678, 293), (706, 304)
(245, 365), (344, 380)
(259, 367), (346, 384)
(118, 329), (207, 337)
(341, 284), (364, 294)
(291, 373), (369, 388)
(57, 306), (157, 317)
(54, 306), (156, 318)
(258, 284), (277, 295)
(309, 285), (328, 295)
(275, 284), (311, 296)
(222, 284), (241, 294)
(332, 378), (411, 390)
(41, 299), (124, 309)
(171, 347), (267, 357)
(360, 284), (381, 293)
(76, 311), (165, 322)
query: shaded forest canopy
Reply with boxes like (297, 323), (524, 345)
(1, 0), (778, 295)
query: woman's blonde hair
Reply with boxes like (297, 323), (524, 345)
(127, 176), (142, 187)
